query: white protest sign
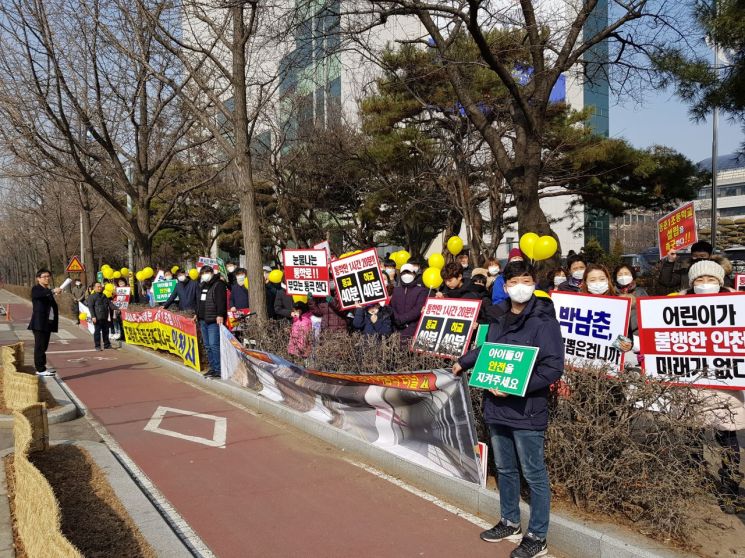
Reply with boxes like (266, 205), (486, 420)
(552, 292), (631, 374)
(282, 249), (330, 297)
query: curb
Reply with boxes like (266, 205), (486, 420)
(70, 440), (193, 558)
(0, 453), (14, 557)
(127, 343), (695, 558)
(0, 377), (78, 427)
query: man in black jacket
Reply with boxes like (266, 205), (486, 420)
(658, 240), (713, 293)
(196, 266), (227, 378)
(28, 269), (61, 376)
(163, 269), (199, 312)
(87, 282), (113, 351)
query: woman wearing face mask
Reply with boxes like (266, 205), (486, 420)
(556, 254), (586, 292)
(452, 261), (564, 557)
(580, 265), (634, 354)
(391, 263), (428, 340)
(485, 258), (501, 291)
(682, 260), (743, 513)
(546, 268), (567, 293)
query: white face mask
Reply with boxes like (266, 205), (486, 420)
(572, 269), (585, 281)
(236, 275), (246, 284)
(693, 283), (720, 294)
(616, 275), (633, 286)
(164, 275), (172, 280)
(201, 273), (213, 283)
(506, 284), (535, 303)
(227, 266), (236, 273)
(75, 281), (81, 286)
(587, 281), (609, 295)
(401, 274), (414, 285)
(553, 276), (566, 287)
(177, 275), (186, 282)
(488, 266), (499, 276)
(460, 262), (469, 269)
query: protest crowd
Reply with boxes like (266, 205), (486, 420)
(31, 229), (745, 558)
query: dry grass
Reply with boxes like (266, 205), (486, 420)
(6, 446), (156, 558)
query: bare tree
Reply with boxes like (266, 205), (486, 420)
(0, 0), (215, 267)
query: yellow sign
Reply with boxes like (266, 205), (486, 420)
(122, 308), (201, 372)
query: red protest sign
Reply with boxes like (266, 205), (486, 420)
(330, 248), (387, 310)
(282, 249), (329, 297)
(736, 274), (745, 292)
(657, 202), (698, 259)
(638, 292), (745, 390)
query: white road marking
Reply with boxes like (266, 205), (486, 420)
(50, 339), (70, 345)
(54, 329), (75, 339)
(48, 349), (98, 354)
(144, 406), (227, 449)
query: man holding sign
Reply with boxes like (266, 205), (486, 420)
(453, 261), (564, 558)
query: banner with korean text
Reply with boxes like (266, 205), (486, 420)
(282, 249), (329, 297)
(112, 287), (131, 310)
(330, 249), (387, 310)
(219, 326), (482, 484)
(122, 307), (201, 372)
(657, 202), (698, 259)
(552, 292), (631, 373)
(638, 293), (745, 389)
(411, 298), (481, 358)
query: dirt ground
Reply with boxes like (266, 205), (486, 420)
(5, 445), (156, 558)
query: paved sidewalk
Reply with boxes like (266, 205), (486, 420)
(0, 290), (534, 558)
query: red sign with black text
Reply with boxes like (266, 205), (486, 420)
(282, 249), (330, 297)
(657, 202), (698, 259)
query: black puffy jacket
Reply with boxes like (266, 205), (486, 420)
(196, 277), (228, 323)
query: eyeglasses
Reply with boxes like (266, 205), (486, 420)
(39, 274), (51, 279)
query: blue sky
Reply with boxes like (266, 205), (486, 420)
(610, 89), (744, 165)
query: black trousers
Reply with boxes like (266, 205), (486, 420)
(33, 330), (51, 372)
(93, 319), (110, 349)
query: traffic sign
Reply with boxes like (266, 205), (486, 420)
(65, 256), (85, 273)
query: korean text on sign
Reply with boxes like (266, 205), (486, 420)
(330, 248), (387, 310)
(657, 202), (698, 259)
(638, 293), (745, 389)
(469, 342), (540, 397)
(412, 298), (481, 358)
(551, 292), (631, 374)
(283, 249), (330, 297)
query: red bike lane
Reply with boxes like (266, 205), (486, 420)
(9, 298), (520, 558)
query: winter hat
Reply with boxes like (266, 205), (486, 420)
(688, 260), (725, 287)
(471, 267), (488, 278)
(400, 263), (416, 275)
(262, 265), (272, 273)
(470, 272), (488, 285)
(508, 248), (524, 261)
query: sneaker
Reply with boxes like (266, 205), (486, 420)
(36, 370), (56, 377)
(510, 533), (548, 558)
(480, 520), (522, 543)
(95, 347), (103, 351)
(205, 370), (221, 379)
(103, 345), (112, 350)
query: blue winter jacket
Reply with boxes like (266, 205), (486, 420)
(230, 283), (249, 309)
(163, 279), (200, 312)
(491, 274), (508, 304)
(352, 307), (393, 336)
(458, 296), (564, 430)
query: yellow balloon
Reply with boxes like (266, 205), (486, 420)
(103, 268), (114, 279)
(446, 236), (464, 256)
(533, 236), (558, 261)
(135, 271), (145, 282)
(422, 267), (443, 289)
(292, 294), (308, 303)
(390, 251), (404, 269)
(78, 312), (87, 322)
(667, 292), (680, 297)
(113, 271), (122, 279)
(188, 269), (199, 281)
(120, 267), (129, 277)
(171, 265), (180, 274)
(268, 269), (283, 283)
(534, 289), (551, 299)
(105, 290), (112, 299)
(519, 233), (539, 260)
(428, 253), (445, 269)
(398, 250), (410, 265)
(143, 266), (154, 279)
(101, 264), (111, 271)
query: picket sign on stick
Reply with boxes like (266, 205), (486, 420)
(411, 298), (481, 358)
(657, 202), (697, 259)
(330, 248), (388, 310)
(551, 292), (631, 374)
(637, 292), (745, 390)
(282, 249), (329, 297)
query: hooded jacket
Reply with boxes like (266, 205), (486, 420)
(309, 295), (349, 332)
(196, 276), (228, 323)
(390, 283), (428, 338)
(288, 312), (313, 357)
(458, 296), (564, 430)
(163, 278), (200, 312)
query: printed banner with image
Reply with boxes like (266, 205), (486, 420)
(638, 293), (745, 389)
(282, 249), (329, 297)
(657, 202), (698, 259)
(552, 292), (631, 374)
(219, 326), (482, 484)
(411, 298), (481, 358)
(121, 307), (200, 371)
(330, 249), (387, 310)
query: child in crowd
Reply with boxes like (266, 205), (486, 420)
(352, 303), (393, 337)
(288, 301), (312, 359)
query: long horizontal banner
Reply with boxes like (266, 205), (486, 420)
(219, 326), (482, 484)
(122, 307), (200, 371)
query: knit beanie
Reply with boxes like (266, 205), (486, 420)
(688, 260), (725, 287)
(508, 248), (524, 261)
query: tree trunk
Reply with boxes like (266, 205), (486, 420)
(231, 5), (267, 321)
